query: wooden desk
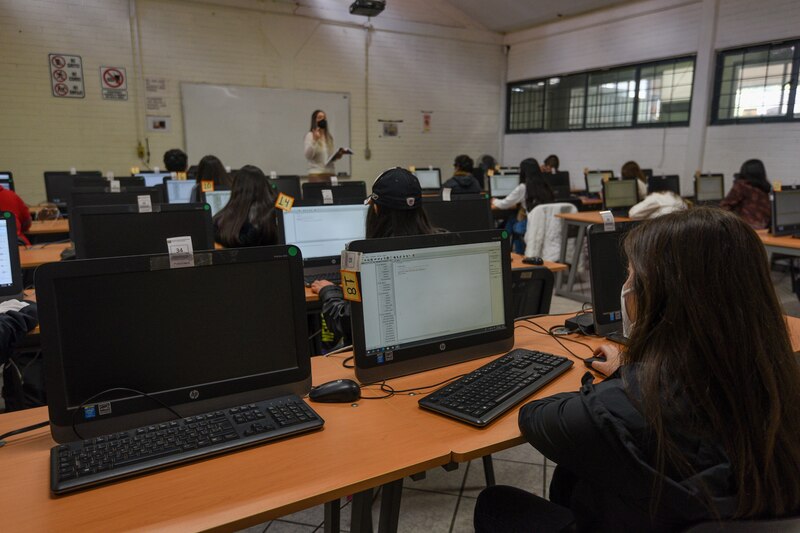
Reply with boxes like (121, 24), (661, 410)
(758, 230), (800, 258)
(3, 314), (799, 531)
(26, 219), (69, 236)
(19, 243), (72, 269)
(554, 212), (632, 301)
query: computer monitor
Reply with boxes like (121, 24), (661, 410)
(414, 169), (442, 190)
(0, 213), (24, 301)
(0, 172), (15, 191)
(279, 204), (368, 261)
(586, 173), (607, 194)
(270, 176), (302, 199)
(602, 179), (639, 212)
(695, 174), (725, 203)
(203, 190), (232, 217)
(499, 167), (519, 174)
(70, 203), (214, 260)
(163, 178), (198, 204)
(136, 172), (171, 188)
(641, 168), (653, 181)
(37, 245), (312, 443)
(545, 172), (571, 199)
(771, 188), (800, 236)
(587, 222), (637, 337)
(490, 174), (520, 197)
(348, 230), (513, 383)
(647, 175), (681, 196)
(422, 197), (493, 232)
(44, 172), (107, 212)
(115, 177), (145, 188)
(69, 186), (165, 210)
(302, 181), (367, 205)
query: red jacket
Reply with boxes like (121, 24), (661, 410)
(720, 180), (771, 230)
(0, 188), (32, 245)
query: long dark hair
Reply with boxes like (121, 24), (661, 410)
(622, 207), (800, 518)
(621, 160), (646, 185)
(738, 159), (770, 193)
(309, 109), (333, 147)
(521, 158), (554, 211)
(196, 155), (231, 189)
(213, 165), (276, 247)
(365, 204), (437, 239)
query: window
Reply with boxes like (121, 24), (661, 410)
(713, 41), (800, 124)
(507, 56), (695, 133)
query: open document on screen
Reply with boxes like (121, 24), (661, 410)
(282, 204), (368, 259)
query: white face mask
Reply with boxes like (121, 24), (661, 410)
(621, 286), (635, 338)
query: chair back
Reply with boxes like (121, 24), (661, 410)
(511, 266), (554, 318)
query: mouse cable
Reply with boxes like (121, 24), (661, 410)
(341, 356), (354, 369)
(513, 309), (591, 323)
(359, 380), (394, 400)
(515, 322), (591, 362)
(377, 373), (469, 397)
(525, 318), (596, 359)
(0, 420), (49, 448)
(323, 344), (353, 357)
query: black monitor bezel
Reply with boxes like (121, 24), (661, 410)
(421, 196), (493, 232)
(301, 181), (368, 205)
(694, 174), (725, 202)
(587, 222), (638, 336)
(348, 230), (514, 383)
(602, 178), (639, 210)
(270, 176), (302, 199)
(545, 171), (571, 199)
(70, 203), (214, 259)
(69, 186), (165, 211)
(0, 171), (15, 191)
(647, 175), (681, 196)
(162, 177), (198, 204)
(413, 167), (443, 190)
(770, 187), (800, 236)
(0, 212), (24, 299)
(36, 245), (311, 443)
(43, 172), (107, 209)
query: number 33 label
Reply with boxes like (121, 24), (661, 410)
(340, 270), (361, 302)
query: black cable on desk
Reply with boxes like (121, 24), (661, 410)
(0, 421), (49, 447)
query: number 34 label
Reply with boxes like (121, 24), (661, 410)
(340, 270), (361, 302)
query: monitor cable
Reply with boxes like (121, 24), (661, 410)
(0, 420), (49, 448)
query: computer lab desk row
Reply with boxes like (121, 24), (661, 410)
(3, 314), (799, 532)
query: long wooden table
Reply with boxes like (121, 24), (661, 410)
(758, 230), (800, 257)
(26, 219), (70, 236)
(3, 314), (798, 531)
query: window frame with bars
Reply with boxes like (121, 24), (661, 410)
(505, 55), (696, 134)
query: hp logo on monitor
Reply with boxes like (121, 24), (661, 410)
(439, 343), (446, 351)
(189, 389), (200, 400)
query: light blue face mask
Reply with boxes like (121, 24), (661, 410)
(621, 286), (635, 338)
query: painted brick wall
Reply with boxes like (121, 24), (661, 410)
(0, 0), (504, 202)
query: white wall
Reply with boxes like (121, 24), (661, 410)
(0, 0), (505, 202)
(503, 0), (800, 191)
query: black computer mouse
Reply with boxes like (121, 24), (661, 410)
(583, 356), (606, 369)
(522, 256), (544, 265)
(308, 379), (361, 403)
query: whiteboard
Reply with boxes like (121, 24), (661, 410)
(181, 83), (351, 176)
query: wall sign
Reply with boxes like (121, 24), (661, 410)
(99, 66), (128, 101)
(49, 53), (84, 98)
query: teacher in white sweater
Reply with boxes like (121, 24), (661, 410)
(304, 109), (346, 180)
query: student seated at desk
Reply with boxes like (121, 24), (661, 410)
(621, 160), (648, 200)
(491, 158), (554, 254)
(443, 155), (482, 194)
(163, 148), (188, 174)
(213, 165), (277, 248)
(628, 184), (687, 221)
(720, 159), (771, 230)
(311, 168), (437, 345)
(474, 154), (497, 190)
(541, 154), (559, 174)
(0, 187), (32, 245)
(474, 208), (800, 532)
(193, 154), (231, 201)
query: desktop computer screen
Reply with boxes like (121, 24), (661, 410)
(70, 204), (214, 259)
(414, 169), (442, 190)
(603, 179), (638, 209)
(0, 213), (23, 300)
(302, 181), (367, 205)
(164, 179), (197, 203)
(136, 172), (171, 188)
(585, 172), (605, 194)
(280, 204), (368, 260)
(422, 197), (493, 232)
(545, 172), (571, 199)
(349, 231), (513, 382)
(0, 172), (14, 191)
(587, 222), (637, 336)
(771, 189), (800, 236)
(647, 175), (681, 195)
(70, 186), (165, 210)
(37, 245), (312, 442)
(204, 190), (231, 217)
(696, 175), (725, 202)
(271, 176), (302, 199)
(490, 174), (520, 197)
(44, 172), (107, 210)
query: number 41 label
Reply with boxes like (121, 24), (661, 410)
(340, 270), (361, 302)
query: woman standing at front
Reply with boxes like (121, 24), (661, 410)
(304, 110), (345, 180)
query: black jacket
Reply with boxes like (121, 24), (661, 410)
(443, 173), (481, 194)
(0, 303), (38, 365)
(520, 368), (738, 532)
(318, 285), (351, 345)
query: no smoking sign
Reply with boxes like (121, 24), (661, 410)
(99, 66), (128, 101)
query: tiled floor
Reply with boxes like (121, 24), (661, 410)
(242, 270), (800, 532)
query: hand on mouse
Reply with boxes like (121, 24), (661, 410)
(589, 344), (622, 376)
(310, 280), (334, 294)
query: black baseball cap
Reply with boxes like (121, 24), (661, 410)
(367, 167), (422, 210)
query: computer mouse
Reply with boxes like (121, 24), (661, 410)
(583, 356), (606, 369)
(522, 256), (544, 265)
(308, 379), (361, 403)
(60, 246), (77, 261)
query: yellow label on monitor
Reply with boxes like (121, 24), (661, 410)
(131, 166), (140, 174)
(274, 192), (295, 212)
(200, 180), (214, 193)
(341, 270), (361, 302)
(408, 166), (416, 173)
(176, 171), (188, 180)
(603, 175), (610, 183)
(487, 169), (495, 177)
(774, 180), (782, 192)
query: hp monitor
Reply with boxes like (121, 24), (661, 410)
(585, 172), (605, 194)
(695, 174), (725, 203)
(587, 222), (637, 337)
(0, 172), (15, 191)
(270, 176), (302, 199)
(44, 172), (107, 212)
(163, 178), (198, 204)
(70, 203), (214, 259)
(279, 204), (367, 266)
(203, 190), (232, 217)
(771, 188), (800, 236)
(647, 175), (681, 195)
(602, 179), (638, 214)
(69, 186), (165, 210)
(349, 230), (513, 383)
(136, 172), (171, 188)
(302, 181), (367, 205)
(37, 245), (312, 443)
(0, 212), (24, 301)
(545, 172), (571, 199)
(422, 197), (493, 232)
(414, 169), (442, 190)
(490, 174), (520, 198)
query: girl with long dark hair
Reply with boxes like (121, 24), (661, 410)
(213, 165), (277, 247)
(492, 158), (554, 253)
(720, 158), (771, 229)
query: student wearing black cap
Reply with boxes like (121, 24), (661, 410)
(310, 167), (437, 344)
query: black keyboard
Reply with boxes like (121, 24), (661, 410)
(51, 394), (324, 494)
(304, 272), (341, 286)
(418, 349), (573, 426)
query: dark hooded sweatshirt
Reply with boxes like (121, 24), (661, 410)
(519, 368), (739, 532)
(442, 172), (481, 194)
